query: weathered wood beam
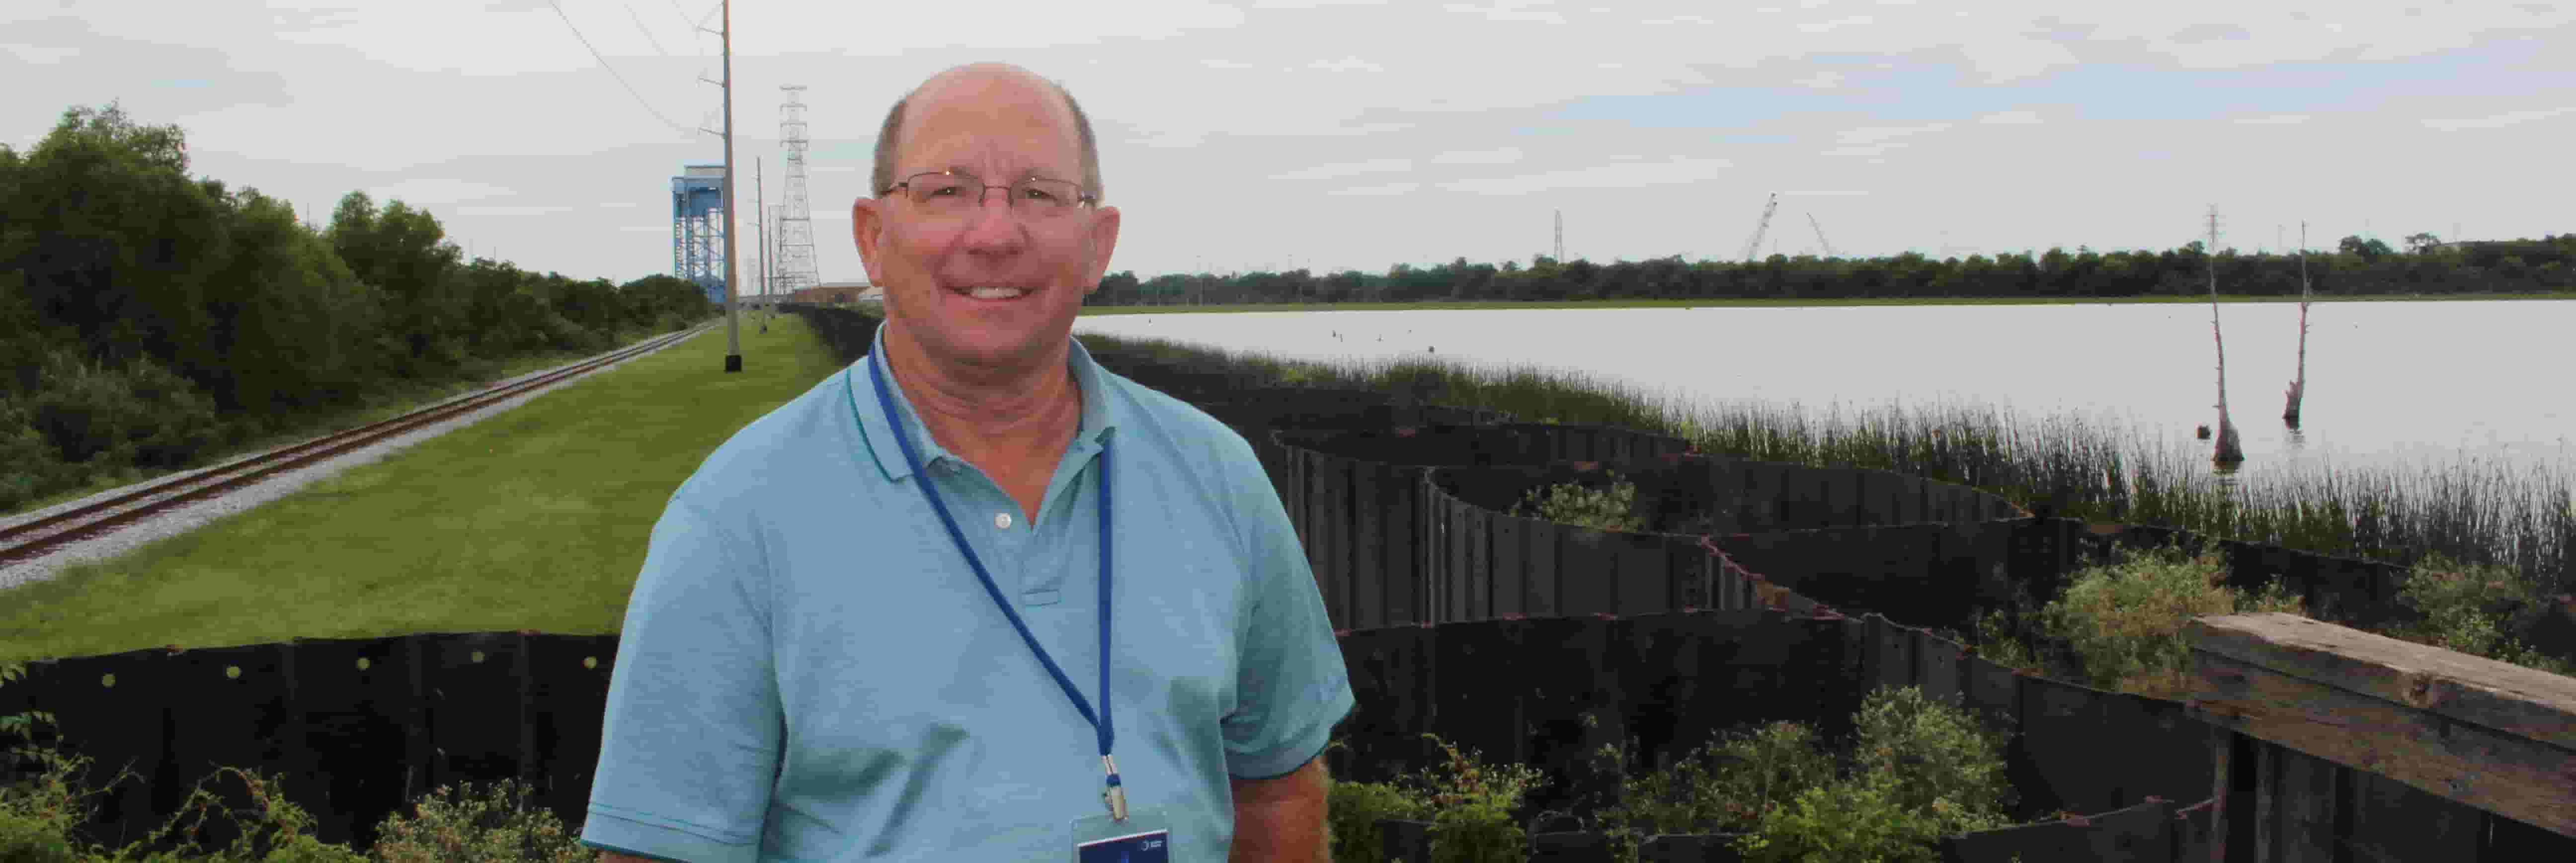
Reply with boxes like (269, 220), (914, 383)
(2188, 612), (2576, 839)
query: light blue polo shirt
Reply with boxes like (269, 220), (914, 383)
(580, 325), (1355, 863)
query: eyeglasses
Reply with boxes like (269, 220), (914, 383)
(881, 170), (1097, 222)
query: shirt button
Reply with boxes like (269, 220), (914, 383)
(994, 512), (1013, 530)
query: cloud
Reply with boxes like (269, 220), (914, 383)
(811, 166), (861, 173)
(1978, 110), (2044, 125)
(1780, 190), (1870, 197)
(618, 226), (668, 233)
(1202, 58), (1257, 70)
(1821, 123), (1951, 158)
(2423, 106), (2575, 132)
(1309, 56), (1385, 73)
(368, 178), (519, 205)
(1798, 15), (1874, 34)
(2, 43), (81, 64)
(599, 201), (641, 209)
(1444, 1), (1566, 25)
(1327, 181), (1422, 197)
(2236, 114), (2310, 125)
(456, 205), (578, 217)
(1442, 157), (1732, 195)
(1792, 71), (1844, 89)
(1429, 147), (1524, 166)
(1272, 158), (1416, 180)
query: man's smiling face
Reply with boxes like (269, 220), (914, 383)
(854, 64), (1120, 379)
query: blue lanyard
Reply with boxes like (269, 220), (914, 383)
(864, 348), (1127, 819)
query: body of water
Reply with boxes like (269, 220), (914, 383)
(1073, 300), (2576, 483)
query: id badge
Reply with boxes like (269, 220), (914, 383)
(1071, 805), (1172, 863)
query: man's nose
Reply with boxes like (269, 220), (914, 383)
(956, 189), (1030, 252)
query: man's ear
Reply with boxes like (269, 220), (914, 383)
(853, 197), (886, 285)
(1082, 205), (1123, 295)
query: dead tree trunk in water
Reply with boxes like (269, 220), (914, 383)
(2207, 207), (2244, 466)
(2284, 221), (2312, 428)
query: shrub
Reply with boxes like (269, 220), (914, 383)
(368, 779), (596, 863)
(2035, 545), (2305, 699)
(22, 348), (222, 469)
(1514, 474), (1645, 533)
(1323, 752), (1425, 863)
(1585, 719), (1836, 861)
(2391, 554), (2576, 676)
(0, 401), (70, 511)
(1320, 734), (1546, 863)
(1730, 688), (2015, 863)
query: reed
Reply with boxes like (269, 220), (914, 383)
(1080, 332), (2576, 594)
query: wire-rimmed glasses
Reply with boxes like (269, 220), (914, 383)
(881, 170), (1097, 223)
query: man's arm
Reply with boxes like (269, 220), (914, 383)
(1229, 756), (1331, 863)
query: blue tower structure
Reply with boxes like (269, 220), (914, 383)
(672, 164), (727, 305)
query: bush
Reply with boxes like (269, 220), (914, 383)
(0, 401), (70, 511)
(1731, 688), (2015, 863)
(23, 348), (222, 469)
(1514, 474), (1645, 533)
(2391, 553), (2576, 675)
(1572, 687), (2012, 863)
(1333, 734), (1548, 863)
(2003, 545), (2305, 699)
(368, 779), (595, 863)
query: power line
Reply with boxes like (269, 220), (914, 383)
(625, 3), (673, 57)
(547, 0), (696, 134)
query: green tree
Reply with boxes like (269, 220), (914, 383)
(2339, 235), (2394, 264)
(329, 191), (466, 375)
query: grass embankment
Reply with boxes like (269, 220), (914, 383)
(0, 311), (839, 667)
(1, 325), (704, 521)
(1079, 292), (2576, 315)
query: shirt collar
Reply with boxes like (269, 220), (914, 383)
(849, 322), (1120, 483)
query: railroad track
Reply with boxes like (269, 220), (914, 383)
(0, 324), (715, 568)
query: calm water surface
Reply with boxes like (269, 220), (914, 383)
(1073, 300), (2576, 484)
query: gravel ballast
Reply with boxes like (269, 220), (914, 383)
(0, 327), (712, 594)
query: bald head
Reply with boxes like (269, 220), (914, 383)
(872, 63), (1104, 204)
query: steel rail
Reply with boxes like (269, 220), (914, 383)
(0, 324), (714, 566)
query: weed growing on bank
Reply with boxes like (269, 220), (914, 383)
(0, 701), (599, 863)
(1514, 475), (1645, 533)
(1963, 545), (2307, 698)
(1326, 687), (2017, 863)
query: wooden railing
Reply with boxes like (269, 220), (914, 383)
(2190, 612), (2576, 859)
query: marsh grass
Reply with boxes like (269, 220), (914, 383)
(1079, 332), (2576, 602)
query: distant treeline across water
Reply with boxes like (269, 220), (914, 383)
(1092, 234), (2576, 306)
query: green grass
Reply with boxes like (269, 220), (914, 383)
(1078, 292), (2576, 315)
(0, 313), (843, 666)
(1, 327), (702, 521)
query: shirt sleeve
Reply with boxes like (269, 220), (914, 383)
(1219, 438), (1358, 780)
(580, 493), (784, 863)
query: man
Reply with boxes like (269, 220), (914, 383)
(579, 63), (1354, 863)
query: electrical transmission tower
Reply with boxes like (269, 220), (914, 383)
(1806, 212), (1838, 259)
(1553, 210), (1564, 262)
(775, 84), (819, 295)
(1739, 192), (1778, 263)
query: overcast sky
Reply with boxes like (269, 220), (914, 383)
(6, 0), (2573, 288)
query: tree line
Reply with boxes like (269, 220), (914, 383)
(1091, 234), (2576, 306)
(1, 103), (714, 511)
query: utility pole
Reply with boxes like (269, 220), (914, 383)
(707, 0), (741, 371)
(756, 157), (767, 298)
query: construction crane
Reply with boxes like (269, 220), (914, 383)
(1806, 213), (1839, 259)
(1739, 192), (1779, 263)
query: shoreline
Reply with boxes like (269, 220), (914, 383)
(1079, 292), (2575, 315)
